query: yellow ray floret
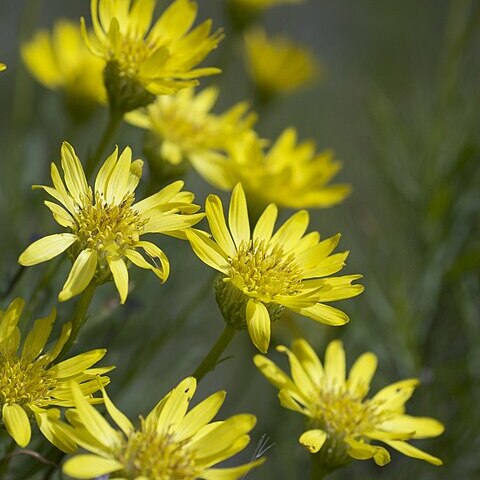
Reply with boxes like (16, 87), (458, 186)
(186, 183), (363, 353)
(18, 142), (204, 304)
(255, 338), (444, 468)
(127, 86), (256, 169)
(21, 19), (106, 109)
(0, 298), (111, 451)
(62, 377), (264, 479)
(82, 0), (223, 97)
(244, 28), (319, 97)
(195, 128), (351, 210)
(0, 63), (6, 72)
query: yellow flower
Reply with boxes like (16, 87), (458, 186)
(82, 0), (223, 110)
(127, 86), (256, 170)
(255, 338), (444, 470)
(196, 128), (351, 211)
(244, 28), (319, 98)
(21, 20), (106, 118)
(0, 63), (6, 72)
(0, 298), (111, 451)
(62, 377), (264, 479)
(186, 183), (363, 353)
(18, 142), (204, 304)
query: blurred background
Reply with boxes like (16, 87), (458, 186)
(1, 0), (479, 478)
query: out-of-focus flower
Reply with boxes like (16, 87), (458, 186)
(244, 28), (319, 101)
(126, 86), (256, 180)
(0, 63), (6, 72)
(62, 377), (264, 479)
(21, 19), (106, 120)
(82, 0), (223, 111)
(255, 338), (444, 471)
(0, 298), (111, 450)
(18, 142), (203, 304)
(195, 129), (351, 212)
(186, 183), (363, 353)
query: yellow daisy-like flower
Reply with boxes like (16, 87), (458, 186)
(62, 377), (264, 479)
(255, 338), (444, 470)
(186, 183), (363, 353)
(18, 142), (203, 304)
(244, 28), (319, 99)
(21, 19), (106, 118)
(0, 297), (111, 451)
(127, 86), (256, 171)
(82, 0), (223, 110)
(196, 129), (351, 211)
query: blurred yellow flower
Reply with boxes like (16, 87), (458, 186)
(82, 0), (223, 110)
(18, 142), (203, 304)
(255, 338), (444, 470)
(244, 28), (319, 99)
(186, 183), (363, 353)
(196, 128), (351, 211)
(127, 86), (256, 172)
(21, 20), (106, 117)
(62, 377), (264, 479)
(0, 63), (6, 72)
(0, 298), (111, 451)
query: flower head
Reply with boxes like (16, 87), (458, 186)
(19, 142), (203, 304)
(196, 128), (351, 211)
(82, 0), (223, 110)
(127, 86), (256, 175)
(21, 19), (106, 119)
(255, 338), (444, 470)
(0, 298), (111, 450)
(62, 377), (264, 479)
(244, 28), (319, 100)
(186, 183), (363, 353)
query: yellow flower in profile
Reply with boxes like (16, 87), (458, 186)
(21, 20), (106, 117)
(186, 183), (363, 353)
(244, 28), (319, 99)
(62, 377), (264, 479)
(0, 298), (111, 450)
(18, 142), (204, 304)
(196, 129), (351, 211)
(127, 86), (256, 169)
(255, 338), (444, 471)
(82, 0), (223, 110)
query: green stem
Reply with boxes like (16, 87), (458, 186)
(193, 324), (236, 381)
(0, 438), (16, 479)
(310, 459), (331, 480)
(55, 283), (96, 362)
(0, 266), (25, 300)
(85, 108), (124, 177)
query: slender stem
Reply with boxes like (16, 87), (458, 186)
(193, 324), (236, 381)
(55, 283), (96, 362)
(85, 108), (124, 178)
(0, 266), (25, 300)
(0, 438), (16, 479)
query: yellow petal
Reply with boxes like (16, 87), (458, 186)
(107, 256), (129, 304)
(94, 146), (119, 196)
(246, 299), (270, 353)
(228, 183), (250, 249)
(324, 340), (346, 388)
(347, 352), (377, 399)
(253, 354), (294, 390)
(206, 194), (236, 257)
(270, 210), (309, 253)
(297, 303), (349, 326)
(19, 233), (77, 266)
(63, 454), (124, 479)
(291, 338), (324, 387)
(384, 440), (443, 466)
(379, 415), (444, 439)
(52, 349), (106, 378)
(299, 429), (327, 453)
(60, 142), (88, 202)
(373, 379), (420, 413)
(2, 403), (31, 447)
(185, 229), (229, 273)
(202, 459), (265, 480)
(102, 388), (134, 436)
(21, 308), (56, 361)
(276, 345), (315, 395)
(59, 249), (97, 302)
(252, 203), (277, 244)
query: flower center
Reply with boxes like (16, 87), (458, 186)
(73, 192), (145, 257)
(229, 240), (303, 300)
(114, 37), (152, 78)
(119, 423), (198, 480)
(0, 353), (56, 408)
(312, 388), (385, 439)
